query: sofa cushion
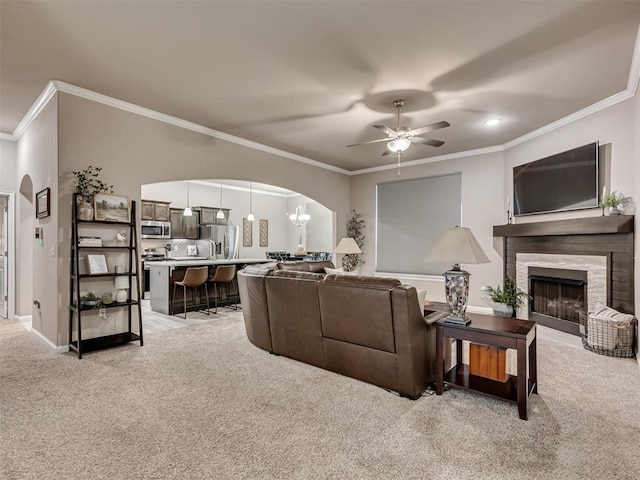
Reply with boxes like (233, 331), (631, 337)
(277, 261), (309, 271)
(306, 260), (334, 273)
(318, 275), (401, 354)
(265, 271), (325, 367)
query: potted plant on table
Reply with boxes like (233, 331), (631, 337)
(600, 191), (631, 215)
(72, 166), (113, 221)
(484, 276), (530, 317)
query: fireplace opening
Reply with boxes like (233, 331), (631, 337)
(528, 267), (587, 336)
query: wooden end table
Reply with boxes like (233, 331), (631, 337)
(435, 313), (537, 420)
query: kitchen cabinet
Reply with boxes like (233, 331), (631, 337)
(195, 206), (229, 225)
(142, 200), (171, 221)
(170, 208), (200, 239)
(68, 193), (143, 358)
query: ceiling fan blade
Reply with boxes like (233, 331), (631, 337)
(347, 138), (390, 147)
(382, 148), (393, 156)
(409, 121), (451, 136)
(411, 137), (445, 148)
(373, 124), (396, 136)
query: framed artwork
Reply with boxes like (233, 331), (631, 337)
(86, 254), (108, 275)
(35, 188), (50, 219)
(94, 193), (130, 222)
(243, 218), (252, 247)
(259, 219), (269, 247)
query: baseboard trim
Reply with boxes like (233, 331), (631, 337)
(30, 327), (69, 354)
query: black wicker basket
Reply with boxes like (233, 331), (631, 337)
(580, 313), (636, 358)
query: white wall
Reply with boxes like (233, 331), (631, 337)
(15, 95), (58, 344)
(0, 139), (17, 191)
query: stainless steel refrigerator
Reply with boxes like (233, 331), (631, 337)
(199, 224), (240, 259)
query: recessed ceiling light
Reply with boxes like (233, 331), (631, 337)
(485, 118), (501, 126)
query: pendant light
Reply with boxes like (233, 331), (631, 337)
(183, 180), (193, 216)
(247, 182), (255, 221)
(216, 180), (225, 219)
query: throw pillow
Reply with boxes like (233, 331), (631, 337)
(324, 267), (359, 276)
(416, 289), (428, 312)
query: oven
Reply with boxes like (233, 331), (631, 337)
(141, 221), (171, 239)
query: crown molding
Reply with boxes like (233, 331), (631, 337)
(52, 81), (351, 176)
(10, 80), (58, 141)
(352, 145), (505, 175)
(627, 23), (640, 95)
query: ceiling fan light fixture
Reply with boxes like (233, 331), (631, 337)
(387, 137), (411, 152)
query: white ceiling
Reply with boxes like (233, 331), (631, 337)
(2, 1), (640, 172)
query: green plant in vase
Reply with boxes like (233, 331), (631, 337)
(600, 191), (630, 215)
(80, 291), (101, 308)
(72, 166), (113, 220)
(344, 209), (366, 271)
(484, 276), (530, 317)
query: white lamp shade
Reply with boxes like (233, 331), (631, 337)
(334, 237), (362, 254)
(423, 227), (490, 265)
(114, 276), (129, 290)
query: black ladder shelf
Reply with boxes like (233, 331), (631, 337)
(68, 193), (143, 358)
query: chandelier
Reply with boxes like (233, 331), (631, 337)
(289, 205), (310, 227)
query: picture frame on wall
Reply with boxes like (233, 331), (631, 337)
(94, 193), (130, 222)
(86, 254), (108, 275)
(243, 218), (252, 247)
(35, 188), (50, 219)
(259, 219), (269, 247)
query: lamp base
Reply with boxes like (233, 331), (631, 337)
(443, 265), (470, 322)
(443, 315), (471, 326)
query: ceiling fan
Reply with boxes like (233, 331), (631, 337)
(348, 99), (450, 173)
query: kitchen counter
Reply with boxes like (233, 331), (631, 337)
(150, 257), (269, 267)
(149, 258), (270, 315)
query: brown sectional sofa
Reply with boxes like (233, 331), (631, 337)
(238, 263), (436, 399)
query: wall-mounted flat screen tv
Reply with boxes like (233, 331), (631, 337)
(513, 142), (599, 216)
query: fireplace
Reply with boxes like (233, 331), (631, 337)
(528, 267), (587, 335)
(493, 215), (634, 335)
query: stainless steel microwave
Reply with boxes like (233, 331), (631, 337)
(141, 221), (171, 239)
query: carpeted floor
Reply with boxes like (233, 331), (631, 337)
(1, 314), (639, 480)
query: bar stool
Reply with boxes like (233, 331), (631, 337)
(172, 267), (210, 319)
(209, 264), (237, 313)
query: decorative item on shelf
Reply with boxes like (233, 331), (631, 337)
(345, 209), (366, 269)
(334, 237), (362, 272)
(94, 193), (130, 222)
(600, 189), (630, 216)
(506, 198), (512, 224)
(101, 292), (114, 305)
(72, 165), (114, 221)
(78, 236), (102, 247)
(114, 276), (129, 303)
(86, 254), (108, 275)
(80, 292), (100, 308)
(483, 276), (530, 317)
(423, 226), (490, 325)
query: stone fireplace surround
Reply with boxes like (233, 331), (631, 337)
(493, 215), (634, 332)
(515, 253), (606, 325)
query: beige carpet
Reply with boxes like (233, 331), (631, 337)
(1, 314), (639, 480)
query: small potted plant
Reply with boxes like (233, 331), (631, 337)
(484, 276), (530, 317)
(600, 191), (630, 215)
(72, 166), (113, 220)
(80, 291), (101, 308)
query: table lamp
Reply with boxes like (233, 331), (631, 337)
(114, 276), (130, 303)
(423, 226), (490, 325)
(334, 237), (362, 271)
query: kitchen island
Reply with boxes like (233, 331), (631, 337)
(149, 258), (270, 315)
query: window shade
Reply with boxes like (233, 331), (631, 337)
(376, 173), (461, 275)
